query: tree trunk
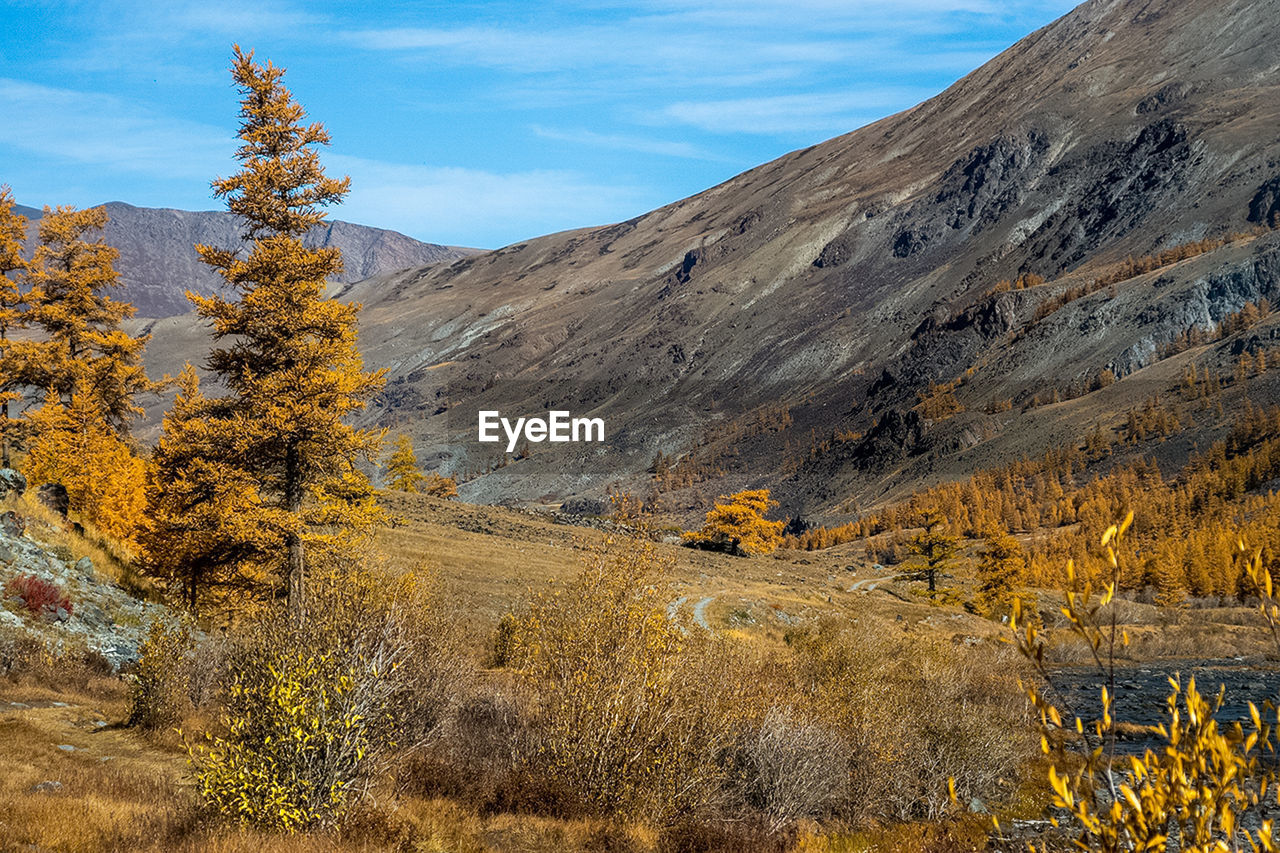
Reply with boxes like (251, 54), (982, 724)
(1, 398), (8, 470)
(285, 442), (305, 622)
(927, 566), (936, 592)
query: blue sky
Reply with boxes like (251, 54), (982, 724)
(2, 0), (1077, 249)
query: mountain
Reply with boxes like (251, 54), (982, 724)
(141, 0), (1280, 519)
(20, 202), (476, 317)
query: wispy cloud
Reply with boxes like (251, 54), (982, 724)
(327, 155), (658, 249)
(660, 91), (916, 135)
(530, 126), (726, 160)
(0, 79), (232, 179)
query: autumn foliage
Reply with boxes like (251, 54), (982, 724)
(146, 46), (385, 615)
(684, 488), (784, 555)
(25, 389), (147, 550)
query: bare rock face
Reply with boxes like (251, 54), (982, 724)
(0, 469), (25, 500)
(20, 203), (476, 318)
(136, 0), (1280, 516)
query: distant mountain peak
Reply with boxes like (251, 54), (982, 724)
(17, 201), (476, 317)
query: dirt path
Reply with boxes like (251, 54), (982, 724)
(692, 596), (715, 631)
(849, 574), (900, 591)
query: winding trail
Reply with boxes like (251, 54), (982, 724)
(849, 574), (900, 591)
(692, 596), (715, 631)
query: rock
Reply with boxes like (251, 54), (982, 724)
(93, 720), (108, 729)
(0, 510), (23, 538)
(561, 496), (607, 516)
(0, 468), (25, 498)
(78, 603), (108, 628)
(54, 607), (70, 623)
(74, 556), (94, 579)
(56, 744), (76, 752)
(31, 780), (63, 794)
(969, 796), (988, 814)
(37, 483), (69, 517)
(0, 543), (13, 564)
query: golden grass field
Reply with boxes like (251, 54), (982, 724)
(2, 490), (1277, 851)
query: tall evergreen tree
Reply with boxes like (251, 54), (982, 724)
(190, 46), (386, 619)
(974, 529), (1025, 614)
(22, 204), (154, 432)
(0, 187), (28, 468)
(905, 511), (959, 593)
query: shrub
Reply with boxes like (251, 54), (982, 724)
(128, 619), (195, 732)
(189, 554), (465, 831)
(738, 707), (847, 831)
(4, 573), (71, 617)
(505, 534), (757, 821)
(788, 616), (1034, 823)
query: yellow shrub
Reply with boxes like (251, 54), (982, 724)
(507, 534), (755, 820)
(189, 555), (465, 831)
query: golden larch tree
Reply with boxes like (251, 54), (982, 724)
(141, 365), (280, 611)
(384, 434), (425, 493)
(973, 528), (1025, 615)
(190, 46), (386, 618)
(24, 388), (147, 549)
(424, 472), (459, 499)
(22, 205), (154, 432)
(904, 511), (959, 593)
(684, 488), (784, 555)
(0, 187), (27, 468)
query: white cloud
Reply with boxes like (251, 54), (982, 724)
(530, 125), (726, 160)
(661, 91), (914, 135)
(0, 79), (233, 178)
(327, 155), (658, 249)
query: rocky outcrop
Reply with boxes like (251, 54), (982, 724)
(0, 516), (171, 671)
(0, 469), (25, 500)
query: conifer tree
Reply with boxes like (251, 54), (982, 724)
(22, 205), (154, 432)
(684, 488), (784, 556)
(25, 387), (147, 548)
(974, 529), (1025, 614)
(384, 434), (425, 493)
(905, 511), (959, 593)
(423, 472), (459, 499)
(141, 366), (279, 611)
(0, 187), (27, 468)
(191, 46), (386, 618)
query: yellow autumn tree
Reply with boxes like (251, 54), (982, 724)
(141, 366), (280, 611)
(684, 488), (784, 555)
(187, 46), (386, 618)
(424, 472), (458, 499)
(383, 434), (425, 493)
(24, 387), (147, 549)
(22, 205), (155, 432)
(0, 186), (27, 468)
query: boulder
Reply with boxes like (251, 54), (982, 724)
(37, 483), (69, 517)
(0, 510), (23, 539)
(74, 556), (94, 579)
(561, 496), (607, 516)
(0, 468), (25, 498)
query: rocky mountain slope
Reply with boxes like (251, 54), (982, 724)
(139, 0), (1280, 519)
(20, 202), (475, 317)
